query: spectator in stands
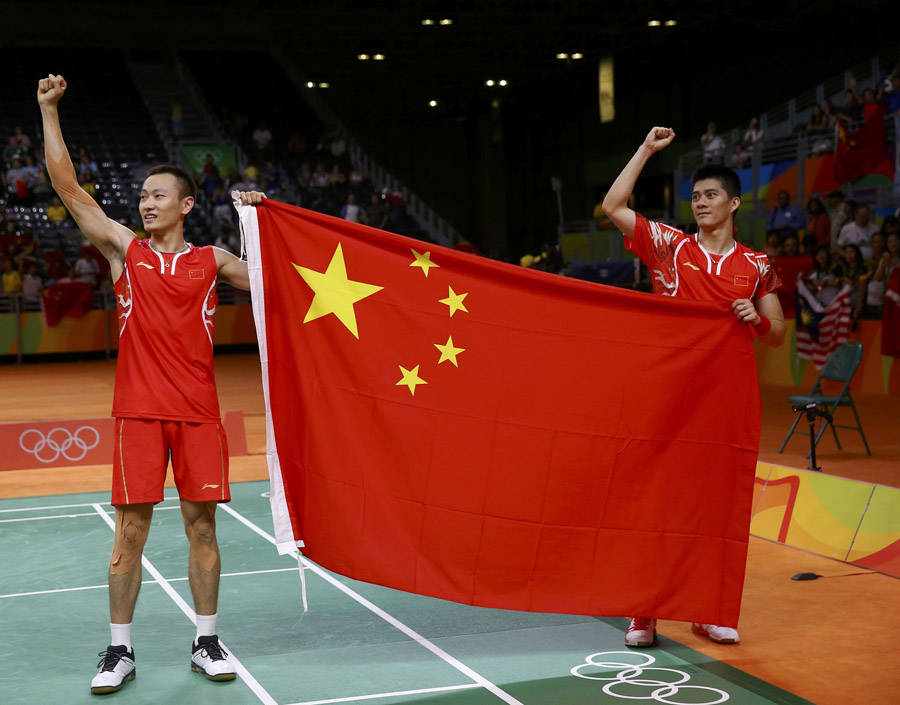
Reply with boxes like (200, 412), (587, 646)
(341, 193), (362, 223)
(841, 243), (868, 324)
(365, 192), (387, 229)
(806, 105), (834, 155)
(782, 235), (800, 257)
(731, 117), (764, 168)
(298, 163), (312, 188)
(170, 97), (184, 137)
(311, 163), (329, 188)
(763, 231), (782, 257)
(4, 135), (26, 163)
(805, 198), (831, 249)
(287, 132), (308, 158)
(804, 245), (843, 307)
(837, 204), (877, 259)
(57, 265), (77, 284)
(863, 232), (886, 319)
(881, 73), (900, 116)
(867, 231), (886, 268)
(261, 161), (282, 193)
(11, 126), (32, 153)
(766, 191), (805, 241)
(7, 157), (34, 202)
(348, 163), (365, 188)
(327, 164), (346, 187)
(78, 148), (99, 179)
(2, 256), (23, 293)
(231, 166), (260, 194)
(47, 195), (69, 223)
(252, 122), (273, 152)
(78, 171), (97, 197)
(874, 231), (900, 289)
(826, 191), (846, 242)
(330, 133), (347, 159)
(22, 261), (42, 303)
(700, 122), (726, 164)
(835, 85), (863, 126)
(74, 248), (100, 287)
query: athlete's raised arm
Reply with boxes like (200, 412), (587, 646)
(602, 127), (675, 239)
(38, 74), (134, 275)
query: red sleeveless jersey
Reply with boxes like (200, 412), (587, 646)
(111, 238), (221, 422)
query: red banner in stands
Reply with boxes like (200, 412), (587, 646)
(0, 411), (246, 471)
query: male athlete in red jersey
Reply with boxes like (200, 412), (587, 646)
(38, 74), (265, 694)
(603, 126), (785, 648)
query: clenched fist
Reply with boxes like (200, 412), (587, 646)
(37, 74), (67, 107)
(642, 126), (676, 153)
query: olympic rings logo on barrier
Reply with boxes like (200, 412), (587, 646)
(570, 651), (729, 704)
(18, 426), (101, 464)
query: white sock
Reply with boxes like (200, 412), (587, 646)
(195, 613), (217, 641)
(110, 623), (132, 650)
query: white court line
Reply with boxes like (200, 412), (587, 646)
(90, 503), (279, 705)
(0, 505), (183, 524)
(0, 495), (181, 514)
(285, 683), (481, 705)
(0, 567), (299, 600)
(219, 503), (526, 705)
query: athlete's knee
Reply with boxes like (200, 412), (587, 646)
(185, 514), (217, 547)
(109, 520), (148, 574)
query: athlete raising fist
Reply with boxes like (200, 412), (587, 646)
(39, 73), (264, 694)
(602, 128), (785, 648)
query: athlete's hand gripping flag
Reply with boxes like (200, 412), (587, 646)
(239, 199), (763, 626)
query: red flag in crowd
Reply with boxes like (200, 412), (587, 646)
(241, 200), (763, 626)
(769, 255), (812, 318)
(795, 280), (852, 369)
(883, 268), (900, 357)
(41, 281), (94, 326)
(834, 104), (887, 183)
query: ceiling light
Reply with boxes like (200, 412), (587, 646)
(491, 99), (500, 108)
(556, 52), (569, 60)
(485, 79), (494, 86)
(439, 18), (453, 25)
(664, 20), (678, 26)
(373, 54), (385, 60)
(421, 18), (435, 25)
(499, 79), (508, 87)
(647, 20), (662, 27)
(428, 100), (438, 107)
(572, 52), (584, 59)
(357, 54), (370, 60)
(317, 82), (330, 88)
(306, 81), (315, 88)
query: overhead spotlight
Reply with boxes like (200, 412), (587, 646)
(421, 18), (435, 25)
(647, 20), (662, 27)
(556, 52), (569, 60)
(491, 99), (500, 108)
(428, 100), (438, 107)
(572, 52), (584, 59)
(306, 81), (315, 88)
(439, 18), (453, 25)
(373, 54), (385, 60)
(318, 82), (330, 88)
(499, 79), (508, 87)
(485, 79), (494, 86)
(664, 19), (678, 26)
(357, 53), (370, 60)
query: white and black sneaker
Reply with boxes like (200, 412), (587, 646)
(90, 644), (136, 694)
(190, 635), (236, 681)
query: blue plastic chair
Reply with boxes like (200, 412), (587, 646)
(779, 341), (871, 456)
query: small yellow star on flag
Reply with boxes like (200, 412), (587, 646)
(434, 336), (465, 367)
(292, 243), (383, 339)
(410, 249), (439, 277)
(396, 364), (427, 396)
(439, 286), (469, 317)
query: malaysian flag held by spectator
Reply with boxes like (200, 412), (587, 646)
(882, 268), (900, 357)
(796, 280), (852, 368)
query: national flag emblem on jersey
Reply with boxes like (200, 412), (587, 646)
(239, 199), (764, 626)
(734, 275), (750, 287)
(189, 269), (205, 279)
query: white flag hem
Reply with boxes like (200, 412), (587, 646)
(236, 201), (303, 556)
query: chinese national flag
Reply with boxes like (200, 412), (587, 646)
(834, 105), (889, 183)
(241, 200), (762, 626)
(41, 281), (95, 326)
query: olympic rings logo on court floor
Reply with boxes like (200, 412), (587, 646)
(18, 426), (101, 463)
(570, 651), (729, 704)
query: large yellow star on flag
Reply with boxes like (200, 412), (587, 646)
(410, 249), (439, 277)
(396, 364), (427, 396)
(292, 243), (383, 339)
(434, 336), (465, 367)
(439, 286), (469, 317)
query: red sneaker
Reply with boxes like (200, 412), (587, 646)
(625, 617), (657, 647)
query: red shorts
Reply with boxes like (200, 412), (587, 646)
(111, 418), (230, 506)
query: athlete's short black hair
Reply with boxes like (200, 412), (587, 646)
(690, 164), (741, 200)
(146, 164), (197, 200)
